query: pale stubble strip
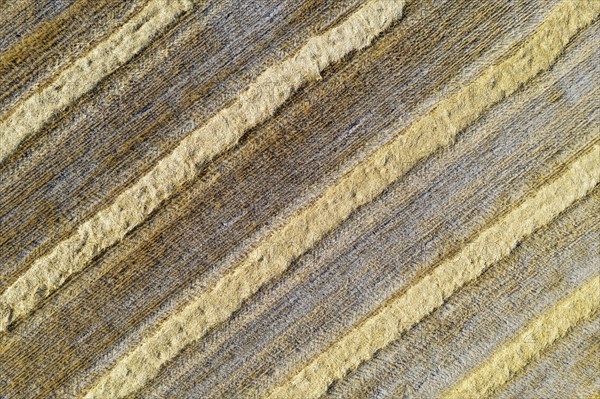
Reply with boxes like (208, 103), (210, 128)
(443, 274), (600, 399)
(0, 0), (194, 162)
(0, 0), (407, 346)
(268, 146), (599, 399)
(82, 1), (599, 397)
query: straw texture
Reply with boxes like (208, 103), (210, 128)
(0, 1), (598, 398)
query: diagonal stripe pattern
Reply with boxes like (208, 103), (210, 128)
(0, 0), (194, 163)
(0, 0), (406, 333)
(267, 144), (599, 398)
(79, 1), (599, 396)
(1, 0), (598, 397)
(443, 274), (600, 399)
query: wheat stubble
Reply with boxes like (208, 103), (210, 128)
(82, 2), (599, 397)
(0, 0), (365, 290)
(325, 188), (599, 399)
(0, 0), (147, 116)
(0, 0), (597, 398)
(0, 1), (585, 397)
(444, 275), (599, 399)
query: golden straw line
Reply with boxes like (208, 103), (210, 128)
(443, 275), (600, 399)
(268, 145), (599, 399)
(0, 0), (406, 334)
(82, 1), (598, 397)
(0, 0), (193, 163)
